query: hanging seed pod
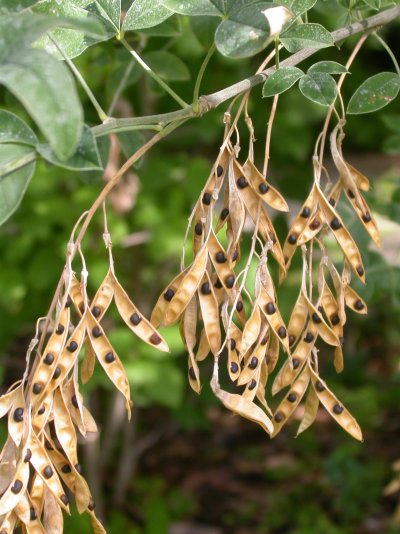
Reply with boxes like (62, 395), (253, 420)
(226, 326), (242, 382)
(13, 491), (31, 527)
(8, 385), (25, 447)
(0, 383), (22, 420)
(195, 328), (211, 362)
(346, 162), (370, 191)
(237, 334), (267, 386)
(242, 366), (261, 402)
(287, 291), (309, 347)
(214, 183), (230, 234)
(266, 330), (279, 373)
(151, 267), (190, 328)
(296, 387), (319, 436)
(320, 282), (343, 334)
(187, 355), (201, 394)
(243, 159), (288, 211)
(29, 471), (44, 517)
(333, 345), (344, 373)
(52, 389), (78, 467)
(90, 269), (116, 320)
(343, 189), (380, 247)
(303, 291), (340, 346)
(207, 231), (237, 294)
(228, 158), (246, 250)
(81, 341), (96, 385)
(309, 364), (362, 441)
(43, 488), (63, 534)
(296, 208), (324, 245)
(69, 274), (86, 315)
(0, 512), (17, 533)
(240, 300), (262, 355)
(192, 206), (204, 256)
(0, 459), (29, 516)
(198, 273), (221, 355)
(87, 508), (107, 534)
(272, 366), (310, 437)
(259, 285), (290, 354)
(255, 359), (273, 417)
(343, 285), (368, 314)
(181, 297), (197, 353)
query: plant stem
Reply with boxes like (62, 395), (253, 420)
(120, 38), (188, 108)
(373, 31), (400, 75)
(192, 43), (216, 114)
(275, 37), (280, 69)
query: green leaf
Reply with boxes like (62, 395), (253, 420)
(0, 0), (40, 12)
(138, 15), (181, 36)
(381, 114), (400, 133)
(142, 51), (190, 81)
(94, 0), (121, 29)
(0, 144), (36, 226)
(37, 126), (102, 171)
(280, 23), (333, 53)
(160, 0), (221, 16)
(382, 134), (400, 155)
(364, 0), (381, 9)
(347, 72), (400, 115)
(215, 2), (274, 59)
(263, 67), (304, 97)
(276, 0), (317, 16)
(190, 16), (219, 49)
(0, 49), (83, 160)
(308, 61), (348, 75)
(0, 111), (38, 147)
(122, 0), (174, 31)
(299, 72), (337, 106)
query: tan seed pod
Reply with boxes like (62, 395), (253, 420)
(320, 282), (343, 335)
(309, 364), (362, 441)
(346, 162), (370, 191)
(228, 158), (246, 250)
(181, 296), (197, 352)
(272, 366), (310, 437)
(343, 285), (368, 314)
(0, 383), (22, 419)
(195, 328), (210, 362)
(214, 182), (229, 234)
(198, 273), (221, 355)
(237, 338), (266, 387)
(0, 512), (17, 533)
(90, 269), (116, 319)
(343, 189), (380, 247)
(287, 291), (309, 347)
(296, 387), (319, 437)
(87, 509), (107, 534)
(150, 267), (190, 328)
(32, 393), (53, 433)
(192, 206), (204, 256)
(187, 354), (201, 394)
(29, 471), (44, 517)
(80, 341), (96, 385)
(43, 487), (63, 534)
(8, 384), (25, 447)
(296, 207), (324, 245)
(266, 330), (279, 373)
(242, 366), (261, 401)
(0, 459), (29, 515)
(207, 230), (236, 294)
(69, 274), (85, 315)
(303, 291), (340, 347)
(243, 159), (289, 212)
(14, 491), (31, 526)
(255, 359), (273, 417)
(240, 300), (262, 355)
(259, 285), (290, 354)
(333, 345), (344, 373)
(53, 389), (78, 467)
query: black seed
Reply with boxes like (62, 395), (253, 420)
(65, 296), (72, 308)
(60, 494), (69, 506)
(32, 382), (43, 395)
(215, 251), (226, 263)
(92, 306), (101, 318)
(61, 464), (72, 474)
(56, 324), (64, 335)
(292, 358), (300, 369)
(333, 403), (344, 414)
(231, 248), (239, 262)
(53, 367), (61, 379)
(88, 499), (95, 511)
(13, 407), (24, 422)
(45, 439), (53, 451)
(301, 207), (311, 218)
(71, 395), (79, 409)
(330, 217), (342, 230)
(356, 265), (364, 277)
(287, 393), (297, 403)
(284, 255), (289, 264)
(42, 465), (53, 479)
(304, 332), (314, 343)
(331, 314), (340, 325)
(43, 353), (54, 365)
(274, 412), (283, 423)
(277, 326), (287, 339)
(194, 222), (203, 235)
(339, 335), (344, 346)
(230, 362), (239, 374)
(258, 182), (269, 194)
(269, 233), (277, 244)
(188, 367), (196, 380)
(130, 313), (142, 325)
(236, 176), (248, 189)
(289, 335), (296, 346)
(92, 326), (102, 338)
(362, 212), (371, 223)
(312, 312), (322, 324)
(265, 355), (270, 364)
(220, 208), (229, 220)
(149, 333), (162, 345)
(79, 303), (85, 314)
(347, 189), (355, 199)
(201, 282), (211, 295)
(354, 299), (365, 310)
(261, 336), (268, 346)
(249, 356), (258, 370)
(11, 479), (23, 494)
(217, 165), (224, 177)
(315, 380), (325, 392)
(287, 233), (297, 245)
(248, 379), (257, 390)
(265, 302), (276, 315)
(24, 448), (32, 463)
(164, 288), (175, 301)
(30, 506), (37, 521)
(202, 192), (212, 205)
(105, 351), (115, 364)
(37, 406), (45, 415)
(309, 218), (321, 230)
(225, 275), (235, 289)
(236, 301), (244, 312)
(67, 341), (78, 352)
(230, 339), (236, 350)
(75, 463), (82, 474)
(214, 279), (223, 289)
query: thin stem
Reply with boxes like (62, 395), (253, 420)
(120, 38), (188, 109)
(374, 31), (400, 75)
(275, 37), (280, 69)
(263, 94), (279, 176)
(192, 44), (216, 114)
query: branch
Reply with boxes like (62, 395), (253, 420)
(93, 5), (400, 136)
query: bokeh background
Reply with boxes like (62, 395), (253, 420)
(1, 4), (400, 533)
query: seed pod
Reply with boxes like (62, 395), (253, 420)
(192, 206), (204, 256)
(320, 282), (342, 335)
(90, 269), (116, 320)
(13, 491), (31, 526)
(266, 330), (280, 373)
(242, 367), (261, 401)
(181, 296), (197, 353)
(303, 292), (340, 346)
(259, 286), (290, 354)
(0, 384), (23, 420)
(333, 345), (344, 373)
(237, 335), (267, 387)
(113, 276), (169, 351)
(151, 267), (190, 327)
(0, 512), (17, 533)
(309, 365), (362, 441)
(240, 301), (262, 355)
(81, 341), (96, 385)
(187, 355), (201, 394)
(287, 291), (309, 346)
(43, 487), (63, 534)
(208, 231), (237, 294)
(7, 385), (25, 447)
(53, 389), (78, 467)
(228, 158), (246, 250)
(346, 162), (370, 192)
(255, 359), (273, 417)
(296, 387), (319, 436)
(343, 189), (380, 247)
(195, 328), (211, 362)
(344, 285), (367, 314)
(69, 274), (86, 315)
(0, 459), (29, 515)
(272, 367), (310, 437)
(29, 471), (44, 517)
(32, 393), (52, 434)
(198, 273), (221, 355)
(243, 159), (288, 211)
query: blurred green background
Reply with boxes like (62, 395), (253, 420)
(1, 3), (400, 533)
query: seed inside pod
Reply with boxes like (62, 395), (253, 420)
(75, 463), (82, 474)
(61, 464), (72, 474)
(277, 326), (287, 338)
(354, 299), (364, 310)
(217, 164), (224, 177)
(347, 189), (355, 199)
(67, 340), (78, 352)
(215, 251), (226, 263)
(65, 295), (72, 308)
(194, 222), (203, 235)
(24, 448), (32, 462)
(231, 248), (239, 262)
(289, 335), (296, 346)
(42, 466), (53, 479)
(292, 358), (300, 369)
(330, 217), (342, 230)
(230, 362), (239, 374)
(202, 192), (212, 205)
(11, 479), (23, 494)
(265, 302), (276, 315)
(45, 439), (53, 451)
(220, 208), (229, 220)
(200, 282), (211, 297)
(88, 499), (95, 511)
(309, 218), (321, 230)
(37, 406), (45, 415)
(79, 303), (85, 314)
(248, 379), (257, 390)
(225, 275), (235, 289)
(339, 335), (344, 346)
(304, 332), (314, 343)
(92, 306), (101, 318)
(312, 312), (322, 324)
(356, 265), (364, 277)
(188, 367), (196, 380)
(236, 301), (244, 312)
(71, 395), (79, 409)
(105, 351), (115, 363)
(274, 412), (283, 422)
(60, 494), (69, 506)
(287, 393), (297, 403)
(248, 356), (258, 369)
(53, 367), (61, 379)
(287, 234), (297, 245)
(333, 403), (344, 414)
(331, 314), (340, 325)
(130, 313), (142, 325)
(230, 339), (236, 350)
(329, 198), (336, 206)
(164, 288), (175, 301)
(56, 324), (64, 335)
(149, 333), (162, 345)
(258, 182), (269, 194)
(362, 212), (371, 223)
(261, 336), (268, 346)
(13, 407), (24, 422)
(92, 326), (102, 338)
(30, 506), (37, 521)
(315, 380), (325, 392)
(301, 207), (311, 218)
(236, 176), (248, 189)
(43, 353), (54, 365)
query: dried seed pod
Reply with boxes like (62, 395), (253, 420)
(344, 285), (367, 314)
(266, 330), (279, 373)
(181, 296), (197, 353)
(43, 488), (63, 534)
(53, 389), (78, 467)
(240, 301), (262, 355)
(237, 333), (267, 387)
(195, 328), (211, 362)
(259, 286), (290, 354)
(13, 491), (31, 527)
(80, 341), (96, 385)
(187, 355), (201, 394)
(309, 365), (362, 441)
(272, 367), (310, 437)
(228, 158), (246, 249)
(208, 231), (237, 294)
(0, 384), (22, 420)
(242, 367), (261, 401)
(0, 459), (29, 515)
(0, 512), (17, 533)
(69, 274), (86, 315)
(287, 291), (309, 346)
(333, 345), (344, 373)
(243, 159), (288, 211)
(198, 273), (221, 355)
(303, 292), (340, 346)
(346, 162), (370, 191)
(296, 387), (319, 436)
(320, 282), (343, 335)
(7, 385), (25, 447)
(151, 267), (190, 327)
(90, 269), (116, 320)
(343, 189), (380, 247)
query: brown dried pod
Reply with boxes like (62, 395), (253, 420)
(228, 158), (247, 250)
(296, 387), (319, 436)
(243, 159), (289, 212)
(0, 459), (29, 516)
(13, 491), (31, 527)
(151, 267), (190, 328)
(187, 355), (201, 394)
(287, 291), (309, 346)
(90, 269), (116, 320)
(0, 383), (22, 420)
(53, 389), (78, 467)
(195, 328), (211, 362)
(0, 512), (17, 533)
(259, 285), (290, 354)
(266, 330), (280, 373)
(303, 291), (340, 347)
(343, 285), (368, 314)
(242, 366), (261, 402)
(198, 273), (221, 355)
(343, 189), (380, 247)
(7, 385), (25, 447)
(346, 162), (370, 192)
(69, 274), (86, 315)
(240, 300), (262, 355)
(43, 487), (63, 534)
(81, 341), (96, 385)
(237, 335), (266, 387)
(296, 207), (324, 245)
(333, 345), (344, 374)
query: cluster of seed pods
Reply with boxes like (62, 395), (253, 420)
(0, 251), (169, 533)
(152, 119), (378, 442)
